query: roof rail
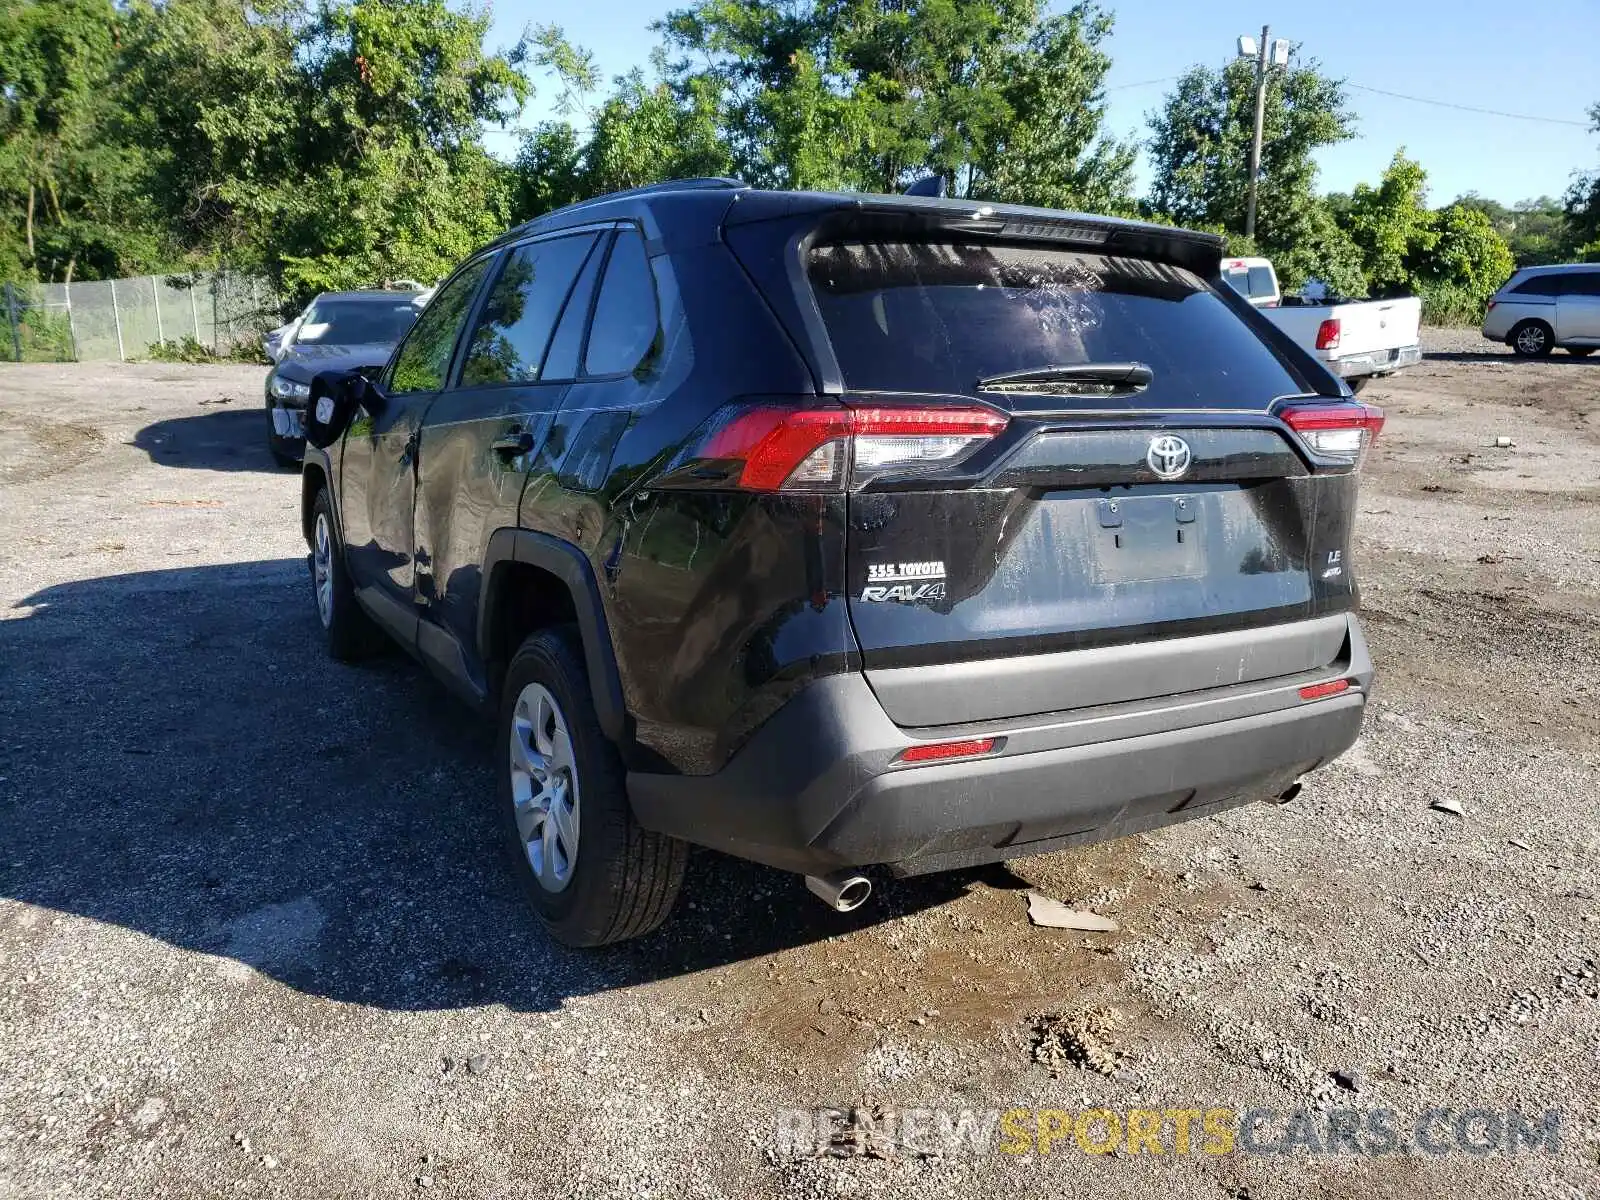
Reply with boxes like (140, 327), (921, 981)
(508, 177), (748, 236)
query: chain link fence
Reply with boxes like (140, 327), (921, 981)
(1, 272), (282, 363)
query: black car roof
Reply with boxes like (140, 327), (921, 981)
(492, 180), (1223, 271)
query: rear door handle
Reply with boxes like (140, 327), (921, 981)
(491, 429), (535, 456)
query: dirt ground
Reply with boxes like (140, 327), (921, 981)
(0, 331), (1596, 1199)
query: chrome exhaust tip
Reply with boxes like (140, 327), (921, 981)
(805, 871), (873, 913)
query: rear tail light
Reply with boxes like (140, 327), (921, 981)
(1314, 319), (1341, 350)
(1485, 299), (1497, 312)
(1279, 401), (1385, 466)
(694, 401), (1008, 492)
(897, 737), (997, 763)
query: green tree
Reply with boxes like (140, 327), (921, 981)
(117, 0), (562, 300)
(1146, 57), (1353, 232)
(1335, 152), (1514, 321)
(0, 0), (157, 281)
(1454, 194), (1567, 268)
(655, 0), (1135, 207)
(1413, 203), (1515, 297)
(1145, 54), (1358, 291)
(1342, 150), (1434, 293)
(1564, 102), (1600, 260)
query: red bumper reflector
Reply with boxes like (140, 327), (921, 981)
(898, 737), (997, 763)
(1299, 679), (1352, 701)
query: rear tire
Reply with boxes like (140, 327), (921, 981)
(1348, 376), (1371, 394)
(1510, 320), (1553, 358)
(309, 487), (384, 661)
(498, 626), (686, 947)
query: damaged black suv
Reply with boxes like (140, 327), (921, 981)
(301, 180), (1379, 946)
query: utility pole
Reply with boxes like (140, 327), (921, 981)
(1244, 23), (1269, 241)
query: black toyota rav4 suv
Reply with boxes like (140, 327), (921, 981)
(301, 179), (1379, 946)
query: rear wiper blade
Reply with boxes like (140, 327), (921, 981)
(977, 362), (1153, 396)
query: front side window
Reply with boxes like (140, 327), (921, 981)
(583, 230), (661, 377)
(459, 234), (598, 387)
(388, 258), (491, 394)
(1563, 271), (1600, 297)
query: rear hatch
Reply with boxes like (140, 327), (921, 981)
(721, 207), (1376, 726)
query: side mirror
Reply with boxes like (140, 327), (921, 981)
(345, 371), (377, 415)
(305, 369), (379, 449)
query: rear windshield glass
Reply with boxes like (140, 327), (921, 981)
(1222, 264), (1277, 300)
(807, 242), (1307, 407)
(298, 298), (420, 346)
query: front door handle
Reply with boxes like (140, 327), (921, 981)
(491, 429), (535, 456)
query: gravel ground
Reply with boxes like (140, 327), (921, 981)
(1, 332), (1596, 1199)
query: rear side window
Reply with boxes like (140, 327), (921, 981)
(459, 233), (596, 387)
(1508, 274), (1561, 297)
(541, 232), (610, 381)
(1565, 271), (1600, 297)
(388, 258), (491, 394)
(807, 241), (1306, 407)
(583, 230), (660, 377)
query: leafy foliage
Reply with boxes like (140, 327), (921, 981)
(0, 0), (1589, 327)
(1334, 151), (1513, 320)
(1564, 102), (1600, 262)
(1145, 55), (1358, 293)
(0, 0), (161, 281)
(1342, 151), (1433, 293)
(1454, 194), (1570, 267)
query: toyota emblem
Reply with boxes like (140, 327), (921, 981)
(1146, 434), (1193, 480)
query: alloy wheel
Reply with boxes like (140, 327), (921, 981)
(509, 682), (581, 892)
(313, 512), (334, 628)
(1516, 325), (1547, 355)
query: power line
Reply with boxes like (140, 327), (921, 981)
(1345, 83), (1591, 128)
(1105, 75), (1180, 92)
(1104, 75), (1591, 130)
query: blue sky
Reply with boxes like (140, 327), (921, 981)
(483, 0), (1599, 206)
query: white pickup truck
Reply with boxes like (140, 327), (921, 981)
(1221, 257), (1423, 391)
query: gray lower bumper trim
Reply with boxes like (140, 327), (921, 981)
(627, 616), (1372, 876)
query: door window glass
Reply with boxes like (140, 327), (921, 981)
(583, 230), (661, 377)
(388, 259), (491, 393)
(459, 234), (598, 386)
(542, 233), (611, 381)
(1563, 271), (1600, 297)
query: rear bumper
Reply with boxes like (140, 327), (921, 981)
(1330, 344), (1421, 378)
(627, 615), (1372, 877)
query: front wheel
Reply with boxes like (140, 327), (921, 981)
(309, 487), (384, 660)
(499, 627), (686, 947)
(1511, 320), (1553, 358)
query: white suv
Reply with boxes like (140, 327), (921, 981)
(1482, 264), (1600, 357)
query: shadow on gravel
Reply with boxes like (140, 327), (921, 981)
(133, 407), (289, 472)
(1426, 350), (1599, 366)
(0, 559), (982, 1014)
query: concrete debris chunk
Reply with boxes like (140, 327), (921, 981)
(1026, 892), (1119, 932)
